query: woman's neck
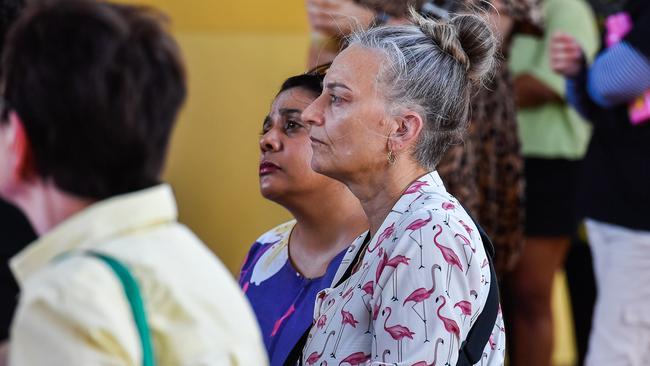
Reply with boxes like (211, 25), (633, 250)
(347, 162), (427, 237)
(283, 184), (368, 278)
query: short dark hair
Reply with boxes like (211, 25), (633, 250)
(279, 74), (323, 96)
(278, 63), (329, 96)
(1, 0), (186, 199)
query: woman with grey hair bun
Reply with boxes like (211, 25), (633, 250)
(297, 11), (505, 366)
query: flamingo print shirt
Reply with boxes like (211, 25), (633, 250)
(301, 172), (506, 366)
(239, 221), (356, 366)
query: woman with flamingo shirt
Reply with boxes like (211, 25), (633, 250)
(238, 70), (367, 366)
(299, 11), (505, 366)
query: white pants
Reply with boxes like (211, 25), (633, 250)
(585, 219), (650, 366)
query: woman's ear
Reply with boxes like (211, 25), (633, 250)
(8, 111), (35, 181)
(389, 111), (424, 153)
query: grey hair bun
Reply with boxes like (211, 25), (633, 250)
(412, 10), (497, 85)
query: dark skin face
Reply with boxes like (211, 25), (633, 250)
(259, 86), (370, 279)
(259, 87), (336, 204)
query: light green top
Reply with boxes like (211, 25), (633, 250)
(509, 0), (600, 159)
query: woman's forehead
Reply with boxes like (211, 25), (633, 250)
(270, 88), (316, 117)
(325, 45), (384, 87)
(275, 88), (316, 106)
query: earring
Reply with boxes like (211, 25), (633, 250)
(387, 150), (396, 165)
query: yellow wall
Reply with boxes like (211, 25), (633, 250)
(114, 0), (313, 273)
(164, 32), (308, 274)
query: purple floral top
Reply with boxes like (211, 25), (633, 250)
(239, 221), (362, 366)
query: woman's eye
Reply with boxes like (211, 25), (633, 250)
(285, 120), (302, 130)
(330, 94), (342, 104)
(260, 119), (271, 135)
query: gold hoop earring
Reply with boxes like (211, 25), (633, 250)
(387, 150), (396, 165)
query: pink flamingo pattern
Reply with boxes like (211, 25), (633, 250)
(385, 254), (411, 301)
(442, 202), (456, 211)
(381, 349), (391, 362)
(403, 264), (441, 342)
(331, 293), (359, 358)
(316, 314), (328, 329)
(458, 219), (474, 236)
(404, 180), (430, 195)
(454, 300), (472, 326)
(436, 296), (461, 366)
(383, 306), (415, 362)
(367, 223), (395, 254)
(374, 251), (411, 301)
(455, 232), (476, 274)
(433, 224), (464, 296)
(306, 331), (335, 365)
(405, 180), (431, 206)
(302, 173), (506, 365)
(338, 352), (370, 365)
(406, 212), (433, 268)
(360, 281), (374, 333)
(410, 337), (444, 366)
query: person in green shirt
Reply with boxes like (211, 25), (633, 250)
(507, 0), (599, 365)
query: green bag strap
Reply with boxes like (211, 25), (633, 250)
(84, 251), (156, 366)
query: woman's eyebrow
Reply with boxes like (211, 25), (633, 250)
(279, 108), (302, 116)
(325, 82), (352, 91)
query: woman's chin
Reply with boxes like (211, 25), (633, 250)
(260, 187), (281, 201)
(310, 157), (331, 176)
(259, 180), (287, 201)
(311, 160), (346, 183)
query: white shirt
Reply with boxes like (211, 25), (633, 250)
(302, 172), (505, 365)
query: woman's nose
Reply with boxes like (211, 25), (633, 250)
(259, 129), (281, 152)
(302, 97), (324, 127)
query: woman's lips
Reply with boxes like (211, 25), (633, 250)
(259, 161), (280, 176)
(310, 136), (325, 145)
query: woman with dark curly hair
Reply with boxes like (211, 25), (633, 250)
(239, 69), (367, 366)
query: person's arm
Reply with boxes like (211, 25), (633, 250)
(519, 0), (599, 109)
(587, 41), (650, 107)
(305, 0), (410, 68)
(566, 66), (601, 122)
(9, 258), (139, 366)
(550, 32), (601, 121)
(306, 0), (375, 38)
(305, 0), (374, 68)
(514, 74), (563, 108)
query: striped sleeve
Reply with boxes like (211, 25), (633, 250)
(587, 41), (650, 107)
